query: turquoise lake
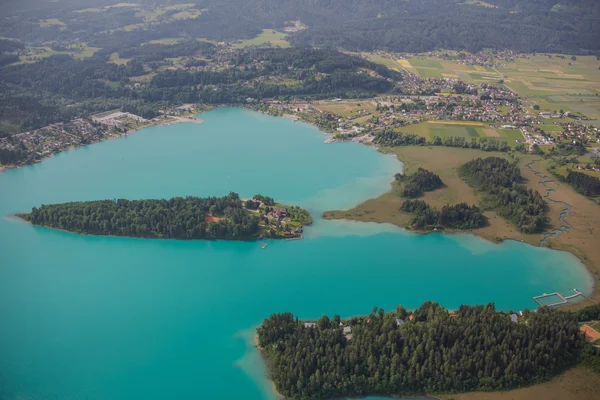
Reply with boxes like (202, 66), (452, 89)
(0, 108), (593, 400)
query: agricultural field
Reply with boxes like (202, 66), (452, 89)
(69, 44), (101, 59)
(394, 121), (522, 145)
(231, 30), (290, 49)
(75, 3), (139, 13)
(12, 47), (69, 65)
(358, 53), (401, 71)
(148, 38), (184, 45)
(39, 19), (66, 29)
(385, 53), (600, 124)
(397, 55), (502, 82)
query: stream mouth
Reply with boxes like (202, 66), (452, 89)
(525, 160), (573, 246)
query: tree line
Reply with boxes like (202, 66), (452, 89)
(460, 157), (547, 233)
(564, 171), (600, 197)
(257, 302), (588, 399)
(373, 130), (510, 152)
(401, 200), (487, 230)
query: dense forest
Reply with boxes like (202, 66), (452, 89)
(565, 171), (600, 197)
(460, 157), (547, 233)
(400, 200), (486, 230)
(395, 168), (443, 198)
(19, 192), (310, 240)
(373, 130), (510, 152)
(1, 0), (598, 54)
(257, 302), (587, 399)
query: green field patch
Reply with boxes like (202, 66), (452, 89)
(361, 53), (401, 70)
(39, 19), (66, 28)
(498, 129), (523, 142)
(70, 44), (101, 59)
(429, 124), (472, 139)
(409, 58), (443, 69)
(109, 52), (131, 65)
(232, 29), (289, 48)
(538, 124), (563, 132)
(148, 38), (183, 45)
(394, 122), (431, 139)
(465, 127), (481, 138)
(416, 68), (442, 78)
(171, 10), (201, 20)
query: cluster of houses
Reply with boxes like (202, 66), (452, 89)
(92, 112), (147, 127)
(521, 126), (555, 147)
(0, 119), (116, 165)
(556, 123), (600, 144)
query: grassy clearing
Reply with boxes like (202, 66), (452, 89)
(148, 38), (183, 45)
(171, 10), (201, 20)
(70, 44), (101, 59)
(312, 101), (379, 118)
(39, 19), (66, 28)
(497, 128), (524, 142)
(462, 0), (499, 7)
(109, 52), (131, 65)
(11, 47), (69, 65)
(232, 29), (289, 49)
(359, 53), (402, 71)
(75, 3), (138, 13)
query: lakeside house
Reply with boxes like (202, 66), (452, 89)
(510, 314), (518, 323)
(271, 207), (287, 219)
(343, 326), (352, 334)
(304, 322), (316, 328)
(395, 319), (405, 327)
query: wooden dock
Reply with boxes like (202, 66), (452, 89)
(533, 289), (583, 307)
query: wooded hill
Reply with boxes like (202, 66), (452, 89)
(1, 0), (598, 54)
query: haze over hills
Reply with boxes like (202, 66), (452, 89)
(1, 0), (599, 54)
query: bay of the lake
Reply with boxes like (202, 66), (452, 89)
(0, 108), (592, 400)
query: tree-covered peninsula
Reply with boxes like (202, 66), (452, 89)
(18, 192), (311, 240)
(257, 302), (590, 400)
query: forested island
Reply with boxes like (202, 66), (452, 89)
(460, 157), (547, 233)
(257, 302), (596, 400)
(17, 192), (311, 240)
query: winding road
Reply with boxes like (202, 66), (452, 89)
(525, 159), (573, 246)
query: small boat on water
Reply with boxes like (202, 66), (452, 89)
(261, 243), (268, 249)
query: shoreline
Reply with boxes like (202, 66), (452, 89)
(321, 147), (599, 310)
(0, 114), (204, 174)
(3, 107), (598, 307)
(11, 216), (305, 243)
